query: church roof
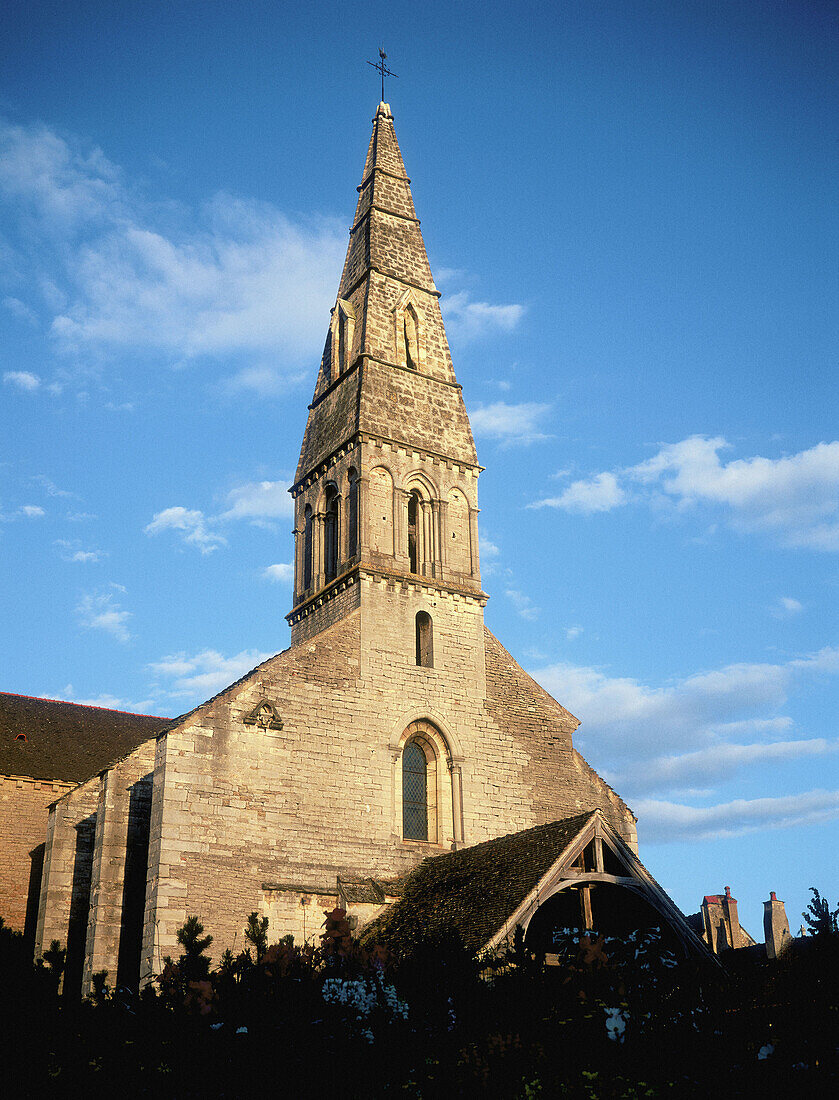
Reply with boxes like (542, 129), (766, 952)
(0, 692), (169, 783)
(364, 812), (597, 955)
(294, 102), (478, 484)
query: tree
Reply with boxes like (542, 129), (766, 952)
(175, 916), (213, 980)
(802, 887), (839, 936)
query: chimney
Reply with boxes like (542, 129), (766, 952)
(763, 891), (792, 960)
(723, 886), (743, 949)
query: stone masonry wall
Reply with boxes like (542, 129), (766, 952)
(82, 739), (156, 993)
(141, 577), (634, 966)
(0, 774), (72, 932)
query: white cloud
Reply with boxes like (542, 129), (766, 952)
(0, 117), (346, 375)
(469, 401), (552, 446)
(772, 595), (803, 618)
(220, 480), (292, 522)
(531, 646), (839, 797)
(505, 588), (540, 621)
(531, 435), (839, 550)
(532, 472), (626, 514)
(3, 370), (41, 391)
(442, 290), (525, 340)
(33, 475), (73, 497)
(18, 504), (45, 517)
(55, 538), (102, 563)
(635, 789), (839, 843)
(3, 296), (39, 325)
(565, 626), (583, 640)
(76, 590), (131, 643)
(144, 506), (226, 554)
(150, 648), (273, 699)
(262, 563), (293, 583)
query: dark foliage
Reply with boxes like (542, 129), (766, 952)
(802, 886), (839, 937)
(1, 910), (837, 1098)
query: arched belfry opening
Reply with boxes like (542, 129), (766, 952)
(408, 490), (422, 574)
(346, 468), (359, 560)
(323, 486), (339, 582)
(415, 611), (433, 667)
(303, 505), (313, 591)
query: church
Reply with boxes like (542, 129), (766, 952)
(1, 101), (709, 994)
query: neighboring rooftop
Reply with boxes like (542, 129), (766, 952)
(365, 811), (596, 955)
(0, 692), (170, 784)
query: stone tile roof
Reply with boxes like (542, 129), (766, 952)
(0, 692), (169, 784)
(365, 812), (596, 955)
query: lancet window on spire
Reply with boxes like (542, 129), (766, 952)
(393, 294), (423, 373)
(330, 300), (355, 381)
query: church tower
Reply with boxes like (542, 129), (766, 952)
(288, 103), (486, 676)
(33, 101), (641, 992)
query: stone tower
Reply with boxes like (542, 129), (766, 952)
(289, 101), (484, 655)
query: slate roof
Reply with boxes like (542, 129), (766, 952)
(0, 692), (170, 784)
(364, 812), (596, 955)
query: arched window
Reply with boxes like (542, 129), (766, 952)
(408, 490), (422, 574)
(303, 505), (313, 590)
(402, 741), (428, 841)
(347, 468), (359, 559)
(415, 611), (433, 667)
(323, 486), (339, 582)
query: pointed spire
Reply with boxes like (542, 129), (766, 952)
(295, 106), (477, 485)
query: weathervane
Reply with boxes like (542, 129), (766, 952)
(367, 48), (398, 103)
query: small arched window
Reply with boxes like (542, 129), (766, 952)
(303, 505), (313, 590)
(402, 741), (428, 841)
(415, 611), (433, 667)
(324, 486), (339, 582)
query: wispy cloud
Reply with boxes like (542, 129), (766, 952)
(262, 563), (293, 583)
(533, 471), (626, 514)
(0, 117), (346, 378)
(76, 589), (131, 642)
(470, 401), (552, 446)
(3, 370), (41, 391)
(635, 789), (839, 843)
(144, 506), (226, 554)
(443, 291), (525, 341)
(772, 596), (803, 618)
(55, 538), (103, 563)
(220, 480), (292, 523)
(150, 647), (273, 699)
(530, 436), (839, 550)
(505, 588), (540, 621)
(531, 646), (839, 805)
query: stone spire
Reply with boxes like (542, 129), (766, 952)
(288, 103), (485, 641)
(294, 102), (477, 484)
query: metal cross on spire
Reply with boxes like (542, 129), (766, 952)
(367, 48), (398, 103)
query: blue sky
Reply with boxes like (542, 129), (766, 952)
(1, 0), (837, 937)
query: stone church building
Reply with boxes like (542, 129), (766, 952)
(2, 102), (708, 993)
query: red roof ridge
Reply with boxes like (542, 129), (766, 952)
(0, 691), (169, 721)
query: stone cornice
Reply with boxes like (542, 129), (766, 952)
(286, 564), (488, 625)
(291, 426), (483, 497)
(351, 204), (420, 234)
